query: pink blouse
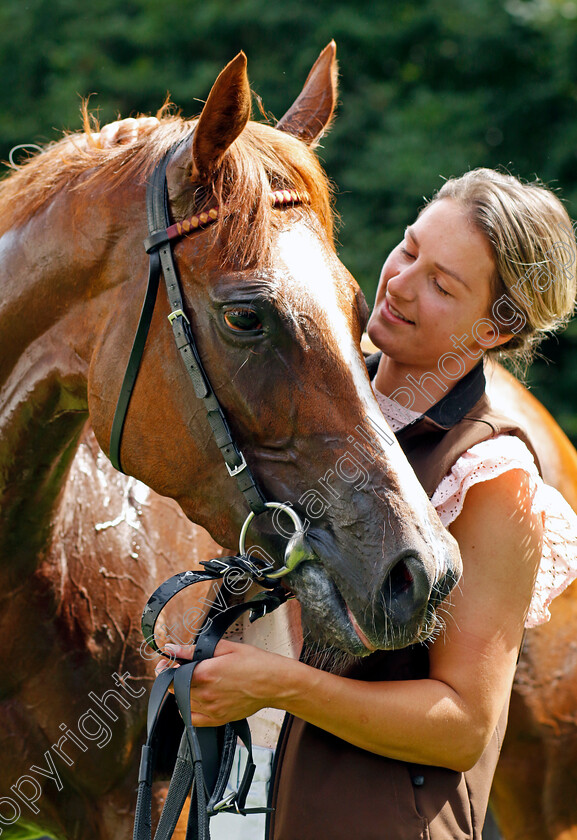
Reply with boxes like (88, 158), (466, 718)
(373, 389), (577, 628)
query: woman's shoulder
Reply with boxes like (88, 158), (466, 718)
(433, 434), (577, 628)
(431, 434), (539, 526)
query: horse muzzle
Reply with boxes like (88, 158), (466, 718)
(283, 526), (454, 655)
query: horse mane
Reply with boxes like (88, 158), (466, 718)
(0, 110), (336, 266)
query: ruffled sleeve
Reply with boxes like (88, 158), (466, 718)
(431, 435), (577, 628)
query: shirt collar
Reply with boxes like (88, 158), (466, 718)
(364, 351), (486, 430)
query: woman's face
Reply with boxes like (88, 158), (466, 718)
(367, 198), (499, 372)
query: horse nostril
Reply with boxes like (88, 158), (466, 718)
(388, 558), (414, 597)
(380, 554), (430, 626)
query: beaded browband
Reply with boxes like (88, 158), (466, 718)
(165, 188), (309, 240)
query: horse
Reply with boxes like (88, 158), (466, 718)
(484, 363), (577, 840)
(0, 44), (461, 839)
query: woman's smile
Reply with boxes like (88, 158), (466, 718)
(382, 296), (415, 325)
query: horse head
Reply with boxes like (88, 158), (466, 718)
(13, 44), (461, 657)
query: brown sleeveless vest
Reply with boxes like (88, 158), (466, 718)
(266, 360), (539, 840)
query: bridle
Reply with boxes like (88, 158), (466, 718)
(116, 142), (315, 839)
(113, 144), (261, 507)
(109, 140), (313, 575)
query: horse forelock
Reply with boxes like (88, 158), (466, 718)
(213, 121), (335, 267)
(0, 115), (335, 261)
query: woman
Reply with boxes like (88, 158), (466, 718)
(98, 123), (577, 838)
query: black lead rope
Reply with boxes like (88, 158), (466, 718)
(134, 559), (290, 840)
(109, 144), (267, 515)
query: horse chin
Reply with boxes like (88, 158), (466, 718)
(346, 606), (378, 652)
(288, 564), (440, 657)
(288, 564), (372, 658)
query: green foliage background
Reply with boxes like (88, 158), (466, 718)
(1, 0), (576, 439)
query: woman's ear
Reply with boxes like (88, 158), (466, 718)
(474, 318), (514, 350)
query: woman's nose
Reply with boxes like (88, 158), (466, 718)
(387, 265), (416, 300)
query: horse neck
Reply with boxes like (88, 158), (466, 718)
(0, 182), (139, 570)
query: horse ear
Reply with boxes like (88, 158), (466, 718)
(192, 52), (252, 183)
(275, 41), (338, 146)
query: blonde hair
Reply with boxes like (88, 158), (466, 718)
(428, 168), (577, 367)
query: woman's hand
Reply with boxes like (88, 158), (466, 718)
(155, 639), (296, 727)
(92, 116), (159, 149)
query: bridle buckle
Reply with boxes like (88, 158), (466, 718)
(226, 452), (247, 477)
(167, 308), (190, 325)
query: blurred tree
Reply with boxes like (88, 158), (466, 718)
(0, 0), (575, 439)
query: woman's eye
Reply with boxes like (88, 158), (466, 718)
(400, 246), (416, 260)
(223, 306), (263, 332)
(433, 278), (450, 296)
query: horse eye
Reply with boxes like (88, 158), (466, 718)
(223, 306), (263, 332)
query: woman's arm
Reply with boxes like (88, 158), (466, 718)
(90, 117), (159, 147)
(166, 468), (542, 772)
(53, 116), (160, 153)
